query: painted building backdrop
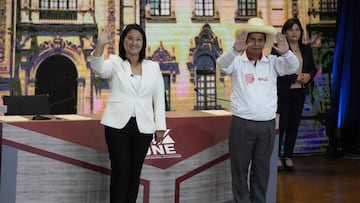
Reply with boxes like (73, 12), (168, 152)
(0, 0), (337, 153)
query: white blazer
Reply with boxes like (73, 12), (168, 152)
(90, 54), (167, 134)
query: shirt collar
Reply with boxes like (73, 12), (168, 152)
(246, 51), (263, 61)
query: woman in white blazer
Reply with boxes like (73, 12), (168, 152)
(90, 24), (167, 203)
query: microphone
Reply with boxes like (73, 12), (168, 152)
(50, 91), (76, 107)
(194, 88), (230, 102)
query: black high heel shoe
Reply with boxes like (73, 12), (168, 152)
(283, 158), (295, 171)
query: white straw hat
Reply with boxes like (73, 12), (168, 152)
(235, 17), (277, 48)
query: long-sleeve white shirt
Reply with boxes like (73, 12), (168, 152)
(217, 49), (299, 121)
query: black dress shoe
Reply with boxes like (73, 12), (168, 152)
(284, 158), (296, 171)
(278, 158), (285, 172)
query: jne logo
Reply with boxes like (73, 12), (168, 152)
(146, 129), (182, 159)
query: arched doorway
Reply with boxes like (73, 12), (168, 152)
(35, 55), (78, 114)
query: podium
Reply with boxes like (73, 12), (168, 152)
(1, 111), (278, 203)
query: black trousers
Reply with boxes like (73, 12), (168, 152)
(104, 118), (153, 203)
(278, 88), (306, 158)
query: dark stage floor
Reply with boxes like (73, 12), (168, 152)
(276, 154), (360, 203)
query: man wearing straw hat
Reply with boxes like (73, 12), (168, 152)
(217, 17), (299, 203)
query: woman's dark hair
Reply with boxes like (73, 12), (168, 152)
(119, 23), (147, 62)
(281, 18), (305, 47)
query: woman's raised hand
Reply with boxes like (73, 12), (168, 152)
(93, 25), (114, 57)
(97, 25), (113, 47)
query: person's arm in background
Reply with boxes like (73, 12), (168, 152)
(297, 44), (317, 85)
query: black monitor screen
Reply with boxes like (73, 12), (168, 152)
(2, 95), (51, 115)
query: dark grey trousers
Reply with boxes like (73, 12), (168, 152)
(229, 116), (275, 203)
